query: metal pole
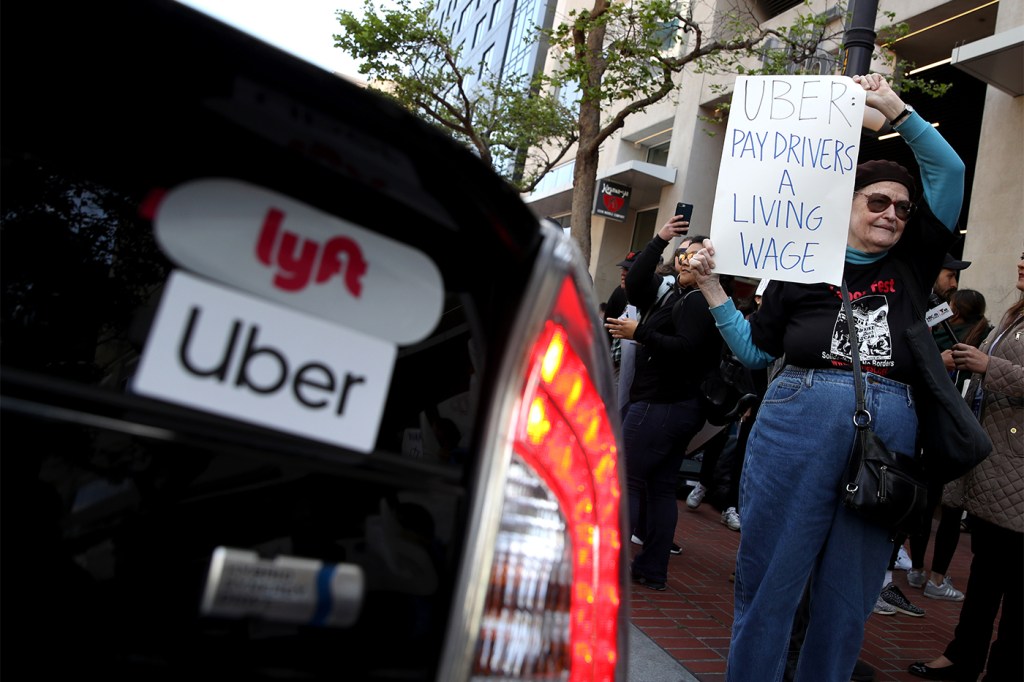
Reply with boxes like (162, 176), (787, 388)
(842, 0), (878, 77)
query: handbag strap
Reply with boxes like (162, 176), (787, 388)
(841, 280), (872, 487)
(841, 280), (870, 429)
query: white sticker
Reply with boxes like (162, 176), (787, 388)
(132, 271), (396, 452)
(926, 301), (954, 327)
(152, 178), (444, 345)
(201, 547), (363, 628)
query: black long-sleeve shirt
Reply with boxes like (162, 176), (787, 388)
(625, 236), (722, 403)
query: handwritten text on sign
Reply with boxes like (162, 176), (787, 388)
(709, 76), (865, 286)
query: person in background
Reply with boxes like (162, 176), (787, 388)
(606, 217), (720, 591)
(605, 251), (638, 407)
(904, 288), (993, 603)
(940, 288), (994, 390)
(689, 73), (965, 681)
(909, 251), (1023, 682)
(932, 253), (970, 303)
(628, 241), (692, 556)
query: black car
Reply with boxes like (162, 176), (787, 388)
(1, 2), (629, 679)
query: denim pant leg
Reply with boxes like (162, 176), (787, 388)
(624, 399), (704, 584)
(796, 373), (917, 682)
(727, 368), (915, 682)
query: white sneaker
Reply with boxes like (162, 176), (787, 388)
(721, 507), (741, 531)
(895, 545), (912, 571)
(686, 483), (706, 510)
(630, 534), (643, 546)
(923, 575), (965, 601)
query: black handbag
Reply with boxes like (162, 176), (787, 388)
(840, 281), (929, 536)
(893, 260), (992, 483)
(699, 347), (758, 426)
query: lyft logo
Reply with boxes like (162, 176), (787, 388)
(151, 178), (444, 345)
(133, 271), (396, 452)
(255, 207), (368, 295)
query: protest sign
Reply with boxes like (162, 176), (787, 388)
(709, 76), (866, 286)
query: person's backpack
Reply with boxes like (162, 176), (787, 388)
(699, 346), (758, 426)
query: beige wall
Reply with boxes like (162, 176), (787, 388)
(960, 0), (1024, 322)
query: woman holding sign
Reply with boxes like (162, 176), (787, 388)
(689, 73), (966, 682)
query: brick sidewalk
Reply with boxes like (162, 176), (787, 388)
(629, 501), (981, 681)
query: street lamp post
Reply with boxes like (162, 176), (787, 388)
(842, 0), (878, 77)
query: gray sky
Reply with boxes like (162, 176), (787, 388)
(177, 0), (372, 80)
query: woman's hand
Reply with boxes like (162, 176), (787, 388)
(951, 343), (989, 375)
(852, 73), (906, 123)
(689, 239), (730, 308)
(940, 349), (956, 372)
(605, 316), (638, 340)
(657, 214), (689, 242)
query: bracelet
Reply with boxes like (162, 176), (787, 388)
(889, 105), (913, 128)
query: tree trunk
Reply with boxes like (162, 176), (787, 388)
(568, 0), (609, 271)
(570, 139), (599, 271)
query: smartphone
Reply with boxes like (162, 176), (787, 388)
(674, 202), (694, 222)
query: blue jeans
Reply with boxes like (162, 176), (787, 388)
(728, 368), (918, 682)
(623, 398), (704, 584)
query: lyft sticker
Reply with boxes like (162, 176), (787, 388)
(132, 271), (396, 453)
(151, 178), (443, 345)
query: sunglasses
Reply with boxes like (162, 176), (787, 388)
(854, 191), (914, 220)
(676, 252), (699, 263)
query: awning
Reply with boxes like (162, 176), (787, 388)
(526, 160), (676, 219)
(951, 26), (1023, 97)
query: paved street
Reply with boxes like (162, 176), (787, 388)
(627, 495), (979, 681)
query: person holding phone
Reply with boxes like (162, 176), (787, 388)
(605, 214), (721, 590)
(688, 73), (966, 680)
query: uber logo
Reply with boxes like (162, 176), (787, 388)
(133, 271), (396, 453)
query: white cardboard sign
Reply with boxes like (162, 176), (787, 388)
(709, 76), (866, 286)
(132, 270), (396, 453)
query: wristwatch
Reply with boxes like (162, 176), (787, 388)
(889, 105), (914, 128)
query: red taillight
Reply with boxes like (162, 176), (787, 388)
(473, 276), (622, 682)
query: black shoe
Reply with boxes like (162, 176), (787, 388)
(880, 582), (926, 617)
(851, 659), (876, 682)
(630, 571), (667, 591)
(908, 661), (966, 680)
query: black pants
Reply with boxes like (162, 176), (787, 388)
(909, 478), (963, 576)
(943, 518), (1023, 681)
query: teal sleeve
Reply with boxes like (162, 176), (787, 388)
(709, 299), (776, 369)
(896, 113), (965, 230)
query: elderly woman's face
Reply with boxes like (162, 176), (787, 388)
(847, 181), (911, 253)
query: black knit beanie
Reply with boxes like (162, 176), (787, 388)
(854, 159), (917, 199)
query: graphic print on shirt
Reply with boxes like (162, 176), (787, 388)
(827, 294), (894, 370)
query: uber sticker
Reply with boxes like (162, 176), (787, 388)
(151, 178), (444, 345)
(132, 271), (396, 453)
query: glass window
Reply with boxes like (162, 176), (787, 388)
(473, 18), (485, 47)
(632, 209), (659, 253)
(488, 0), (501, 29)
(646, 141), (670, 166)
(481, 45), (494, 73)
(762, 0), (803, 18)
